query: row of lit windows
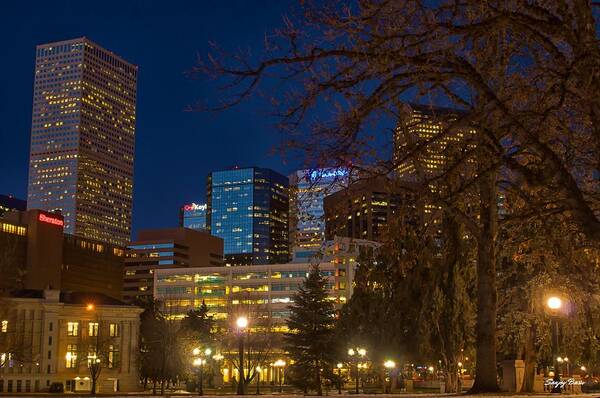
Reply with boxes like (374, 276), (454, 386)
(0, 223), (26, 236)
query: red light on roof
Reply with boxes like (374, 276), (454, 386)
(38, 213), (64, 227)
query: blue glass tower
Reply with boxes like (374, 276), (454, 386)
(207, 167), (289, 265)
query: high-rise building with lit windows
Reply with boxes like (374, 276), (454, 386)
(394, 103), (475, 179)
(27, 37), (137, 246)
(207, 167), (289, 266)
(288, 168), (347, 261)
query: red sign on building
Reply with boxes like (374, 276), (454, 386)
(38, 213), (64, 227)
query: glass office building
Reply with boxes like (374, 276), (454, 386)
(179, 202), (207, 230)
(207, 167), (289, 266)
(289, 168), (348, 261)
(154, 261), (351, 328)
(27, 38), (137, 246)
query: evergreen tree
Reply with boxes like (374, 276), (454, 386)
(285, 265), (336, 395)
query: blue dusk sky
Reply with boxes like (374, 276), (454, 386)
(0, 0), (301, 236)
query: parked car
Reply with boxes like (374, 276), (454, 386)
(49, 382), (65, 393)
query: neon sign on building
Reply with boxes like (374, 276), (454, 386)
(38, 213), (64, 227)
(183, 203), (207, 212)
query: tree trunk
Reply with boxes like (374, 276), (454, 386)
(152, 379), (157, 395)
(316, 362), (323, 396)
(470, 169), (500, 393)
(445, 365), (459, 393)
(160, 379), (165, 396)
(522, 324), (537, 393)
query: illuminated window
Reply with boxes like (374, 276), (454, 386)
(67, 322), (79, 336)
(1, 320), (7, 333)
(109, 323), (119, 337)
(108, 345), (119, 368)
(65, 344), (77, 368)
(88, 322), (98, 337)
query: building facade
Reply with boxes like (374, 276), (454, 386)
(207, 167), (289, 266)
(27, 37), (137, 246)
(123, 228), (224, 303)
(324, 178), (417, 242)
(0, 209), (124, 299)
(0, 290), (142, 393)
(0, 195), (26, 217)
(153, 261), (352, 330)
(179, 202), (207, 230)
(288, 168), (347, 262)
(394, 103), (475, 179)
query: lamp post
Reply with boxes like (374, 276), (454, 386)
(547, 296), (563, 393)
(384, 360), (396, 393)
(336, 363), (343, 394)
(348, 347), (367, 394)
(273, 359), (286, 393)
(256, 366), (261, 395)
(236, 316), (248, 395)
(193, 348), (211, 396)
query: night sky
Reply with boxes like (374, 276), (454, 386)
(0, 0), (299, 236)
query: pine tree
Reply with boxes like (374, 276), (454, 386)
(285, 265), (336, 395)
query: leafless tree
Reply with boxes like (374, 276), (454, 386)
(195, 1), (600, 392)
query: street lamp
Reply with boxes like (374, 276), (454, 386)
(348, 347), (367, 394)
(273, 359), (286, 393)
(192, 348), (209, 396)
(546, 295), (563, 393)
(236, 316), (248, 395)
(384, 360), (396, 393)
(255, 366), (262, 395)
(336, 363), (343, 394)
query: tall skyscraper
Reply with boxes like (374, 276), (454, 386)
(207, 167), (289, 266)
(179, 202), (207, 230)
(27, 37), (137, 246)
(394, 103), (474, 179)
(288, 168), (347, 261)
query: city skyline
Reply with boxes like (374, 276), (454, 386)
(0, 1), (299, 237)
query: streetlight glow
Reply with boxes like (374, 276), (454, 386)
(384, 360), (396, 369)
(547, 296), (563, 310)
(204, 348), (212, 356)
(358, 348), (367, 357)
(192, 348), (200, 356)
(348, 348), (355, 356)
(236, 316), (248, 329)
(86, 303), (95, 311)
(337, 362), (343, 369)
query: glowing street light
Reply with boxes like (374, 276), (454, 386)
(192, 347), (211, 395)
(336, 363), (343, 394)
(236, 316), (249, 329)
(546, 295), (565, 393)
(236, 316), (249, 395)
(384, 360), (396, 393)
(348, 347), (367, 394)
(547, 297), (563, 310)
(273, 359), (286, 393)
(256, 366), (262, 395)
